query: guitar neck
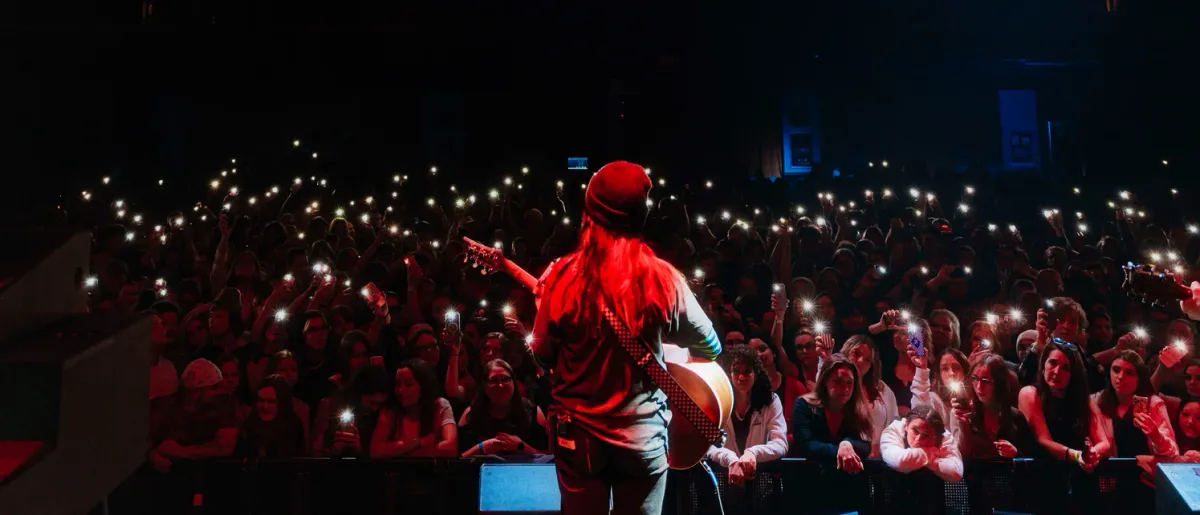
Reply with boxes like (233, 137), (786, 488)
(506, 261), (539, 293)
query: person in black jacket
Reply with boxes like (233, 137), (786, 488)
(791, 354), (871, 468)
(237, 374), (306, 458)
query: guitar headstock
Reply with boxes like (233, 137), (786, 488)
(1122, 262), (1190, 308)
(461, 236), (504, 275)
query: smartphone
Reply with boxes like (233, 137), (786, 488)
(1132, 395), (1150, 417)
(1161, 343), (1188, 369)
(361, 282), (385, 309)
(910, 330), (925, 357)
(445, 309), (461, 332)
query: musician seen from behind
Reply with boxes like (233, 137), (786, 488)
(530, 160), (722, 515)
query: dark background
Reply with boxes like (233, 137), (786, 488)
(5, 0), (1198, 217)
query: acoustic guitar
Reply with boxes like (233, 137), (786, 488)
(461, 236), (733, 469)
(1121, 262), (1191, 308)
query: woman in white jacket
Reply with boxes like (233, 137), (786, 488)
(706, 345), (789, 485)
(880, 405), (964, 482)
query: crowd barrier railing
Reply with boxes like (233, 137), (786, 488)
(129, 456), (1152, 515)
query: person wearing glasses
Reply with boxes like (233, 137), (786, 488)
(459, 359), (548, 456)
(951, 354), (1032, 458)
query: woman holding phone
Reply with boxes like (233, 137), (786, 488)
(1090, 350), (1177, 459)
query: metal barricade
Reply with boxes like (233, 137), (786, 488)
(147, 457), (1150, 515)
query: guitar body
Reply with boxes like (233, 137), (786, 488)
(664, 360), (734, 470)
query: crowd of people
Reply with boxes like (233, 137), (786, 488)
(70, 154), (1200, 512)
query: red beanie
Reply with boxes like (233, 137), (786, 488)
(584, 161), (653, 234)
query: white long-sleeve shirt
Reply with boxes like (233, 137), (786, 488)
(867, 383), (899, 457)
(880, 418), (964, 481)
(705, 394), (789, 467)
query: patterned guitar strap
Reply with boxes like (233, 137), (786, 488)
(598, 304), (724, 447)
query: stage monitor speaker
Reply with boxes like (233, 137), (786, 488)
(1157, 463), (1200, 514)
(479, 463), (561, 514)
(0, 230), (90, 344)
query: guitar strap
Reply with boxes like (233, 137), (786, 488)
(598, 303), (723, 446)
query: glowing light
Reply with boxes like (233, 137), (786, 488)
(389, 225), (399, 234)
(1150, 252), (1162, 262)
(985, 313), (998, 325)
(920, 266), (929, 275)
(802, 300), (815, 312)
(365, 196), (374, 205)
(1078, 224), (1088, 233)
(102, 176), (110, 185)
(1042, 209), (1053, 218)
(339, 409), (354, 425)
(504, 177), (513, 186)
(644, 168), (652, 175)
(658, 178), (666, 186)
(393, 174), (401, 183)
(948, 381), (964, 394)
(274, 309), (288, 322)
(694, 268), (705, 279)
(311, 152), (318, 159)
(359, 213), (369, 223)
(882, 188), (893, 198)
(132, 214), (143, 225)
(294, 177), (302, 185)
(298, 232), (305, 239)
(502, 304), (514, 315)
(562, 217), (571, 225)
(115, 210), (125, 218)
(981, 339), (991, 349)
(1189, 225), (1198, 234)
(881, 161), (889, 167)
(1009, 308), (1024, 322)
(426, 198), (435, 207)
(696, 215), (706, 225)
(965, 186), (975, 195)
(335, 207), (345, 217)
(455, 198), (466, 208)
(1168, 251), (1179, 261)
(430, 166), (438, 174)
(489, 189), (500, 199)
(1107, 201), (1116, 208)
(1008, 224), (1017, 233)
(1119, 191), (1131, 200)
(210, 179), (220, 189)
(84, 276), (98, 288)
(721, 211), (731, 221)
(493, 241), (503, 249)
(158, 179), (164, 186)
(959, 204), (970, 213)
(900, 310), (911, 320)
(293, 139), (300, 147)
(926, 193), (935, 202)
(816, 217), (826, 227)
(795, 206), (805, 215)
(909, 188), (920, 199)
(813, 321), (828, 333)
(125, 231), (135, 241)
(964, 266), (972, 275)
(1134, 327), (1148, 339)
(705, 180), (713, 188)
(521, 167), (529, 174)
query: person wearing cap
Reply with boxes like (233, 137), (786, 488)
(148, 358), (239, 472)
(528, 161), (722, 515)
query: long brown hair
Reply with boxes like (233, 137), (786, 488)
(802, 355), (868, 438)
(840, 335), (883, 403)
(966, 354), (1017, 434)
(544, 215), (681, 336)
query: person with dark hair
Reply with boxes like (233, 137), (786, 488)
(791, 355), (871, 467)
(528, 161), (721, 514)
(237, 374), (307, 458)
(313, 364), (391, 457)
(1018, 339), (1110, 466)
(706, 345), (788, 485)
(881, 406), (963, 481)
(370, 359), (457, 458)
(458, 359), (547, 456)
(952, 354), (1031, 459)
(293, 310), (338, 407)
(1091, 350), (1177, 458)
